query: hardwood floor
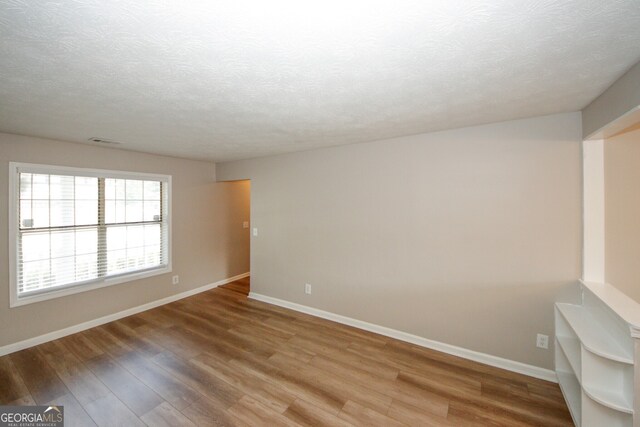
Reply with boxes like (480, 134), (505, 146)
(0, 277), (572, 426)
(219, 276), (250, 296)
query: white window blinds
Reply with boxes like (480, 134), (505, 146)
(14, 166), (170, 301)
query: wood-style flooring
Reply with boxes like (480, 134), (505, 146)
(0, 276), (572, 426)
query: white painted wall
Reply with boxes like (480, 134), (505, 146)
(217, 112), (583, 370)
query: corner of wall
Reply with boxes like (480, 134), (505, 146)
(582, 60), (640, 139)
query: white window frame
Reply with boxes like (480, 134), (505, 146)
(9, 162), (172, 307)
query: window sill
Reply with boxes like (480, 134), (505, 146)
(10, 265), (171, 308)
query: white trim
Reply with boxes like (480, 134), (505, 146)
(8, 162), (173, 307)
(584, 104), (640, 141)
(0, 272), (250, 357)
(249, 292), (558, 383)
(581, 280), (640, 334)
(8, 162), (18, 308)
(11, 266), (172, 307)
(10, 161), (172, 182)
(582, 140), (605, 283)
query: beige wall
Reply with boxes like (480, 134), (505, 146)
(0, 133), (249, 347)
(605, 127), (640, 303)
(217, 112), (583, 369)
(582, 60), (640, 139)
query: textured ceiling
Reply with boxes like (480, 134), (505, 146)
(1, 1), (640, 162)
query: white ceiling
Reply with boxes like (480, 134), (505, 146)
(1, 1), (639, 162)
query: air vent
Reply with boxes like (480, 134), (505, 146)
(88, 137), (123, 145)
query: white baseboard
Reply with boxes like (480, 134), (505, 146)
(0, 272), (250, 357)
(249, 292), (558, 383)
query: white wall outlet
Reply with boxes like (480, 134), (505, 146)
(536, 333), (549, 349)
(253, 227), (258, 236)
(305, 283), (312, 295)
(243, 221), (249, 229)
(172, 275), (180, 285)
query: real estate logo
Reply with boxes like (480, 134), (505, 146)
(0, 406), (64, 427)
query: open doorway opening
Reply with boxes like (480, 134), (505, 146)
(219, 179), (251, 296)
(220, 274), (250, 296)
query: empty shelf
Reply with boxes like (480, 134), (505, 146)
(556, 335), (581, 377)
(557, 371), (582, 426)
(556, 303), (633, 364)
(583, 383), (634, 414)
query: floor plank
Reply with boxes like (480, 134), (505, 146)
(10, 347), (69, 404)
(61, 333), (104, 362)
(83, 353), (164, 416)
(283, 399), (354, 427)
(47, 393), (98, 427)
(38, 340), (110, 406)
(219, 278), (250, 296)
(181, 396), (241, 426)
(7, 394), (36, 406)
(141, 401), (196, 427)
(337, 400), (405, 427)
(83, 393), (146, 427)
(192, 352), (296, 413)
(386, 399), (452, 426)
(112, 351), (201, 411)
(227, 395), (301, 427)
(151, 351), (243, 408)
(268, 351), (393, 414)
(0, 355), (32, 404)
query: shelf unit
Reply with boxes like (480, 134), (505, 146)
(555, 281), (639, 427)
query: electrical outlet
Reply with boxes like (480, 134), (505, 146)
(305, 284), (312, 295)
(253, 227), (258, 237)
(172, 275), (180, 285)
(536, 334), (549, 349)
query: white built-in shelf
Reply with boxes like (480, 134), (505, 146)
(582, 384), (633, 414)
(556, 303), (633, 364)
(557, 371), (582, 426)
(557, 335), (582, 374)
(580, 281), (640, 335)
(555, 281), (637, 427)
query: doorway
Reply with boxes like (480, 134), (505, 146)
(219, 179), (251, 295)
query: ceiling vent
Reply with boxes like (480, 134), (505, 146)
(88, 137), (123, 145)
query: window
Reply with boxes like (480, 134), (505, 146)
(9, 163), (171, 307)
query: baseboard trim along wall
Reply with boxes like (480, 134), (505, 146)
(249, 291), (558, 383)
(0, 272), (250, 357)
